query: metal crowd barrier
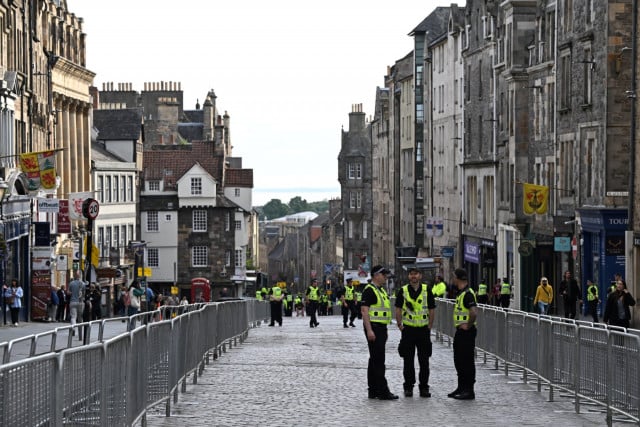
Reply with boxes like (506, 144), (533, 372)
(0, 299), (270, 426)
(434, 300), (640, 426)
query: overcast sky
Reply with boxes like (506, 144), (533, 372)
(67, 0), (441, 206)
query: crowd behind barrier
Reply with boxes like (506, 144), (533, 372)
(433, 299), (640, 427)
(0, 299), (270, 426)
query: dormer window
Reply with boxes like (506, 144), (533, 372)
(148, 180), (160, 191)
(191, 177), (202, 195)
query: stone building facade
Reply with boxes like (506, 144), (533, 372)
(337, 105), (373, 277)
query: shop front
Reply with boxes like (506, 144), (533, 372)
(578, 208), (628, 316)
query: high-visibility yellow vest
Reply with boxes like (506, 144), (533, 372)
(256, 291), (263, 301)
(401, 284), (430, 327)
(286, 294), (293, 302)
(432, 281), (447, 297)
(365, 284), (391, 324)
(454, 288), (477, 327)
(587, 284), (599, 302)
(477, 283), (487, 296)
(308, 286), (319, 301)
(501, 282), (511, 295)
(345, 285), (354, 301)
(355, 292), (362, 302)
(271, 286), (282, 297)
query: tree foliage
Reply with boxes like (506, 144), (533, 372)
(261, 199), (290, 219)
(258, 197), (330, 219)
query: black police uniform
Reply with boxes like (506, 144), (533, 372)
(453, 285), (477, 397)
(361, 284), (394, 399)
(395, 284), (435, 396)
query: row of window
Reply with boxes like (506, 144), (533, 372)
(145, 210), (240, 232)
(146, 246), (243, 269)
(96, 224), (135, 258)
(96, 175), (135, 204)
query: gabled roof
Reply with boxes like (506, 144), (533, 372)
(225, 168), (254, 188)
(94, 108), (143, 141)
(143, 142), (222, 189)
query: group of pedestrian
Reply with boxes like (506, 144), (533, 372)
(362, 265), (477, 401)
(530, 270), (635, 327)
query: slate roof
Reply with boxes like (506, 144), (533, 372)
(225, 168), (253, 188)
(178, 122), (204, 142)
(143, 142), (223, 190)
(91, 141), (127, 162)
(93, 109), (143, 141)
(183, 110), (204, 123)
(410, 6), (451, 43)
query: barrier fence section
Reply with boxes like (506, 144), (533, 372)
(0, 299), (269, 427)
(434, 300), (640, 426)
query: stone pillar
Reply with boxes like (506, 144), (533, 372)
(68, 101), (78, 194)
(82, 104), (91, 191)
(61, 99), (71, 198)
(75, 103), (85, 192)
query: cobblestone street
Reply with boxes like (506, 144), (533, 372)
(146, 314), (606, 426)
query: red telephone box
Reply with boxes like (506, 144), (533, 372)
(190, 277), (211, 302)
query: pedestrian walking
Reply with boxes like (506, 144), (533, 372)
(340, 278), (357, 328)
(586, 280), (599, 323)
(533, 277), (553, 315)
(3, 279), (23, 326)
(394, 266), (435, 398)
(89, 284), (102, 320)
(448, 268), (477, 400)
(305, 279), (320, 328)
(268, 284), (284, 326)
(603, 280), (635, 328)
(491, 279), (501, 306)
(362, 265), (398, 400)
(294, 294), (304, 317)
(68, 271), (86, 329)
(56, 285), (68, 321)
(559, 270), (582, 319)
(48, 286), (59, 322)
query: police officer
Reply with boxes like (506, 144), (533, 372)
(284, 291), (293, 316)
(341, 278), (357, 328)
(268, 284), (284, 326)
(355, 287), (363, 319)
(362, 265), (398, 400)
(395, 266), (435, 398)
(448, 268), (477, 400)
(476, 279), (488, 304)
(305, 279), (320, 328)
(500, 277), (511, 308)
(586, 280), (599, 323)
(431, 275), (447, 298)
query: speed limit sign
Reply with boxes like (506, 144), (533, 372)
(82, 198), (100, 220)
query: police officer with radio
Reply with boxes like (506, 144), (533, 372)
(362, 265), (398, 400)
(448, 268), (478, 400)
(395, 266), (435, 398)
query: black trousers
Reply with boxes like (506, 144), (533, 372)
(308, 301), (318, 326)
(453, 326), (476, 392)
(342, 300), (357, 325)
(500, 295), (510, 308)
(477, 295), (488, 305)
(365, 323), (389, 395)
(564, 298), (577, 319)
(400, 325), (432, 389)
(270, 301), (282, 325)
(587, 301), (598, 323)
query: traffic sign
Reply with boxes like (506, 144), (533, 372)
(82, 198), (100, 220)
